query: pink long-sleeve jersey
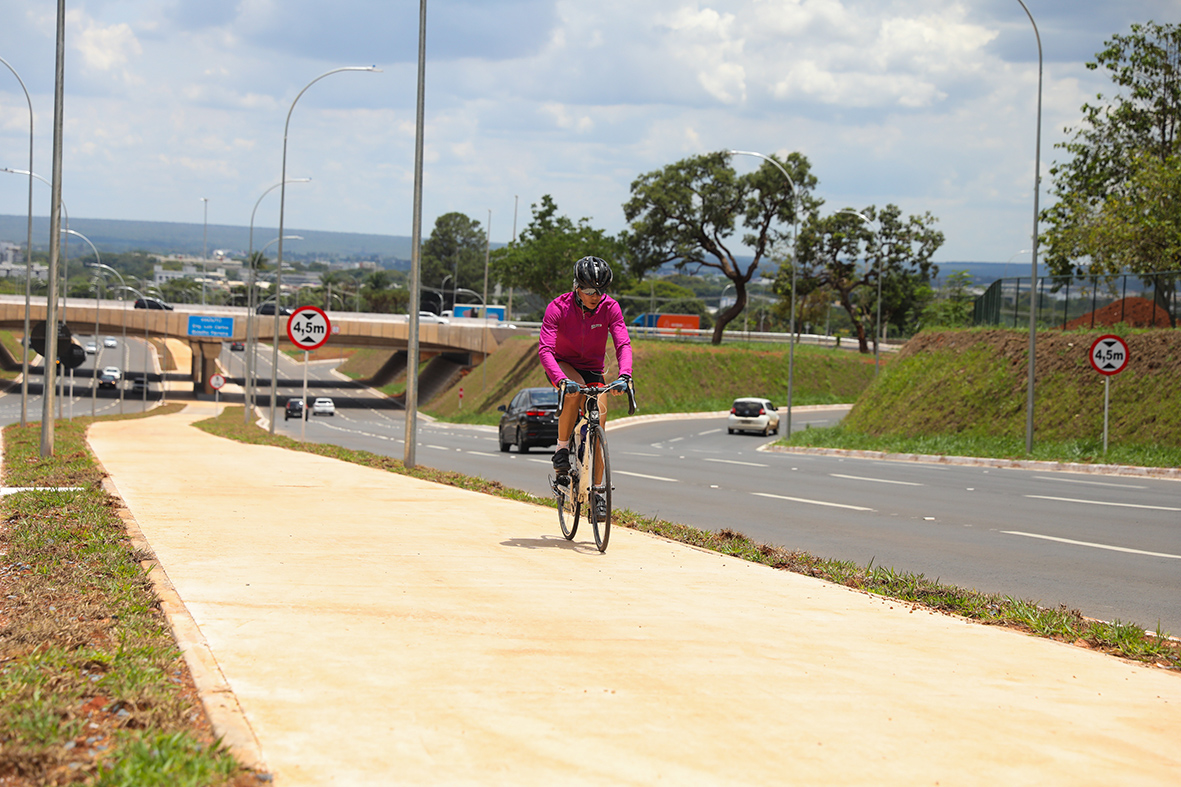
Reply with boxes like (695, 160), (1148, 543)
(538, 291), (633, 386)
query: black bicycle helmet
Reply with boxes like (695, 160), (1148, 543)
(573, 256), (613, 292)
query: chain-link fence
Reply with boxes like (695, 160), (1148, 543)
(973, 271), (1179, 330)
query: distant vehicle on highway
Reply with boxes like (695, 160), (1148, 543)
(101, 366), (122, 380)
(257, 302), (293, 316)
(497, 387), (560, 453)
(98, 369), (120, 389)
(728, 397), (780, 436)
(311, 397), (336, 416)
(84, 341), (97, 354)
(103, 337), (117, 348)
(230, 341), (245, 351)
(418, 311), (449, 324)
(133, 297), (173, 310)
(285, 398), (305, 420)
(130, 378), (149, 394)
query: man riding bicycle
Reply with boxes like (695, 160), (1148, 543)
(538, 256), (633, 516)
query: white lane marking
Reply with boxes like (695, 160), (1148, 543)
(830, 473), (923, 486)
(526, 458), (552, 465)
(616, 470), (680, 482)
(1001, 531), (1181, 560)
(1033, 475), (1148, 489)
(1025, 495), (1181, 512)
(623, 452), (661, 457)
(668, 437), (684, 442)
(467, 451), (500, 457)
(425, 444), (450, 450)
(698, 428), (722, 436)
(704, 457), (769, 468)
(752, 492), (874, 512)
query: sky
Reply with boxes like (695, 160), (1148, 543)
(0, 0), (1175, 263)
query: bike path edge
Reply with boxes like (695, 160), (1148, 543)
(86, 404), (1181, 787)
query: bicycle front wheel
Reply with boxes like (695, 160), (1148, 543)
(589, 425), (611, 552)
(556, 477), (579, 540)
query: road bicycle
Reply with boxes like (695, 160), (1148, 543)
(552, 378), (636, 553)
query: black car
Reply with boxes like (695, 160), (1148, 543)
(98, 371), (120, 389)
(257, 302), (293, 316)
(230, 341), (245, 351)
(133, 297), (173, 310)
(497, 387), (560, 453)
(285, 398), (305, 420)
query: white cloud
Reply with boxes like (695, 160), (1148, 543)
(69, 12), (143, 76)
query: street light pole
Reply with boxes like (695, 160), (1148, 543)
(729, 149), (800, 436)
(0, 57), (35, 427)
(200, 197), (208, 305)
(64, 229), (101, 416)
(86, 262), (126, 414)
(1016, 0), (1044, 454)
(270, 65), (380, 433)
(405, 0), (428, 469)
(245, 179), (310, 423)
(837, 209), (883, 373)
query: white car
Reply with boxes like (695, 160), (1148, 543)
(84, 341), (97, 354)
(727, 397), (781, 436)
(311, 397), (336, 416)
(103, 337), (117, 348)
(102, 366), (122, 380)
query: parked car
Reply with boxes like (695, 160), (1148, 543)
(133, 297), (173, 310)
(257, 302), (293, 316)
(728, 397), (781, 436)
(230, 341), (245, 351)
(311, 397), (336, 416)
(84, 341), (97, 354)
(285, 398), (305, 420)
(103, 337), (117, 348)
(497, 387), (561, 453)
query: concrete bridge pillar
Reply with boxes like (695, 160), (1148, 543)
(191, 340), (223, 394)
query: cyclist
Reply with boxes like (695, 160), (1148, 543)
(538, 256), (633, 516)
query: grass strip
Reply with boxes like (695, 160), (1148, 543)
(780, 423), (1181, 469)
(196, 406), (1179, 673)
(1, 407), (257, 786)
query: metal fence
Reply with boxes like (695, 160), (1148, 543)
(973, 270), (1179, 330)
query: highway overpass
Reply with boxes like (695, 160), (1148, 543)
(0, 295), (523, 394)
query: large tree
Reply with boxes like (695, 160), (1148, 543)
(489, 195), (625, 304)
(421, 212), (487, 308)
(1042, 22), (1181, 276)
(622, 151), (818, 345)
(782, 204), (943, 354)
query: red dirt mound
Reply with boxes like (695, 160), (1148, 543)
(1063, 296), (1174, 330)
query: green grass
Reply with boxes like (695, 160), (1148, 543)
(1, 409), (254, 785)
(196, 406), (1179, 673)
(782, 423), (1181, 468)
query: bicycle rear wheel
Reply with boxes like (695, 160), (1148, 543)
(556, 476), (579, 540)
(589, 426), (611, 552)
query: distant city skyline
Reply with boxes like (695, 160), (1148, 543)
(0, 1), (1173, 263)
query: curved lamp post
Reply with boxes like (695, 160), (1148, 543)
(245, 179), (310, 422)
(837, 209), (884, 374)
(0, 57), (35, 426)
(63, 229), (101, 416)
(729, 149), (801, 436)
(269, 65), (381, 433)
(113, 285), (152, 407)
(1016, 0), (1044, 454)
(86, 262), (127, 414)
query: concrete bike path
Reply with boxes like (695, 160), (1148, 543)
(86, 405), (1181, 786)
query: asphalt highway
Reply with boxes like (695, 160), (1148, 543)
(229, 347), (1181, 636)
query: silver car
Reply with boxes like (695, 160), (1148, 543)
(727, 397), (781, 436)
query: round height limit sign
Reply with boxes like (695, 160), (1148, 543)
(287, 306), (332, 351)
(1089, 334), (1129, 454)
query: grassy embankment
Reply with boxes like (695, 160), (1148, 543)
(0, 410), (255, 786)
(783, 328), (1181, 468)
(412, 334), (877, 425)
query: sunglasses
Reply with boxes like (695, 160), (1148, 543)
(575, 285), (605, 297)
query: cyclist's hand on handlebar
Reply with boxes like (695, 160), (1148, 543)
(610, 374), (631, 394)
(559, 378), (581, 397)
